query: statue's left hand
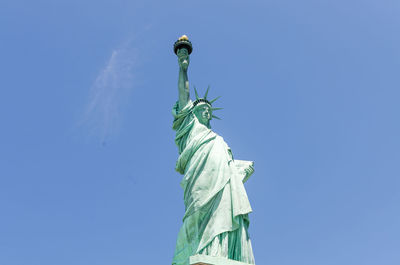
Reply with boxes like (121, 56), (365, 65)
(244, 164), (254, 176)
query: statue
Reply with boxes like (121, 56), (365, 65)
(172, 35), (256, 265)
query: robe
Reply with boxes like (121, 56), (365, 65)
(172, 100), (255, 265)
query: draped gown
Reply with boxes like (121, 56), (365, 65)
(172, 100), (255, 265)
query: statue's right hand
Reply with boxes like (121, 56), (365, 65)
(177, 49), (190, 71)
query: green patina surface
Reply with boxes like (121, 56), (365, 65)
(172, 36), (256, 265)
(190, 254), (253, 265)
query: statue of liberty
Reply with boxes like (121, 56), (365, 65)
(172, 36), (256, 265)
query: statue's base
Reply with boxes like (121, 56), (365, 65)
(189, 254), (252, 265)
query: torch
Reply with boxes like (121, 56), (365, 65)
(174, 35), (193, 56)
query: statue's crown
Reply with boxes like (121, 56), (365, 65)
(193, 98), (212, 107)
(192, 86), (222, 120)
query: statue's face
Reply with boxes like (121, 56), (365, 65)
(194, 104), (212, 126)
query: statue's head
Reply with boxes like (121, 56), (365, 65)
(192, 86), (222, 128)
(194, 103), (212, 127)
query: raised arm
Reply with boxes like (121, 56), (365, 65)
(177, 48), (190, 108)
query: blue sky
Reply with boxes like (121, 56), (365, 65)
(0, 0), (399, 264)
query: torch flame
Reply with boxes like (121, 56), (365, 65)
(179, 35), (189, 41)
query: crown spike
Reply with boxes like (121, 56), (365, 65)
(212, 115), (222, 120)
(210, 96), (221, 104)
(204, 85), (210, 99)
(193, 86), (199, 100)
(211, 107), (223, 111)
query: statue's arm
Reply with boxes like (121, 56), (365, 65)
(177, 49), (190, 108)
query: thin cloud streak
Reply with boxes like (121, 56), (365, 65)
(82, 41), (136, 142)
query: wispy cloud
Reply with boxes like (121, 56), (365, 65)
(81, 41), (136, 143)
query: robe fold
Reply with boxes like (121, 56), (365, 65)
(172, 100), (255, 265)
